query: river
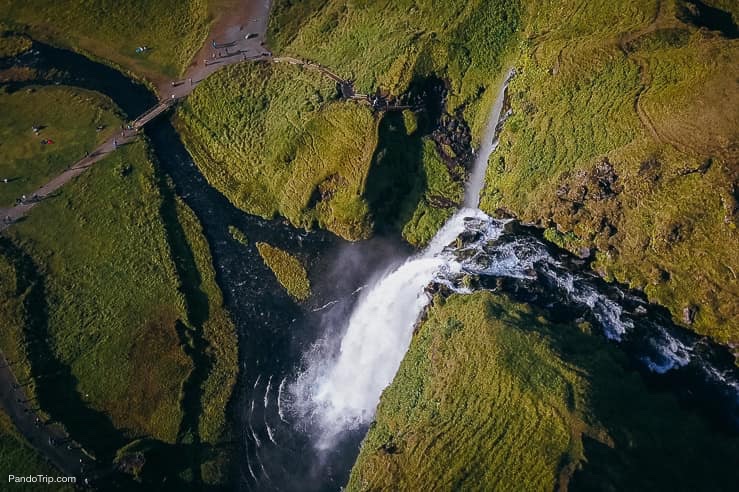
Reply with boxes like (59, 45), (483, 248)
(5, 43), (739, 492)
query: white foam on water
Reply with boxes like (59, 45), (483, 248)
(277, 377), (290, 424)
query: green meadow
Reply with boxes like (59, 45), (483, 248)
(0, 137), (236, 485)
(0, 85), (121, 206)
(0, 0), (212, 81)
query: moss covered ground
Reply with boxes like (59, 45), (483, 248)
(0, 135), (237, 485)
(256, 242), (311, 301)
(349, 291), (739, 490)
(0, 85), (121, 206)
(0, 0), (211, 81)
(0, 29), (30, 57)
(177, 61), (377, 240)
(479, 0), (739, 343)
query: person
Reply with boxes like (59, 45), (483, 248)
(189, 78), (193, 86)
(113, 139), (117, 149)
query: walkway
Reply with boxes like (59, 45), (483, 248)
(0, 0), (273, 233)
(0, 352), (96, 482)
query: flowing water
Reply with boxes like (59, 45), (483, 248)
(290, 67), (739, 465)
(8, 46), (739, 491)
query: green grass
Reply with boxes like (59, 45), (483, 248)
(0, 137), (238, 485)
(227, 224), (247, 245)
(479, 0), (739, 343)
(349, 291), (739, 490)
(0, 29), (30, 57)
(269, 0), (520, 128)
(5, 141), (191, 446)
(255, 242), (311, 301)
(178, 0), (520, 241)
(0, 85), (121, 206)
(173, 197), (237, 485)
(0, 410), (74, 491)
(177, 61), (377, 240)
(0, 0), (211, 81)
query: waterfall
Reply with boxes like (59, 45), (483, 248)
(464, 69), (514, 208)
(299, 71), (515, 447)
(297, 58), (739, 444)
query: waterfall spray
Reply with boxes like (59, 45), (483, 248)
(297, 71), (516, 448)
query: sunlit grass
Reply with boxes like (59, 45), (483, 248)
(0, 85), (121, 206)
(256, 242), (311, 301)
(480, 0), (739, 343)
(349, 291), (739, 490)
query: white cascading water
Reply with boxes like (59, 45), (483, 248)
(294, 68), (739, 449)
(302, 71), (515, 447)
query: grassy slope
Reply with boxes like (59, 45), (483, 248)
(177, 61), (377, 240)
(479, 0), (739, 343)
(0, 0), (210, 80)
(255, 242), (311, 301)
(173, 198), (238, 485)
(349, 292), (739, 490)
(0, 137), (238, 484)
(0, 410), (74, 491)
(268, 0), (519, 132)
(179, 0), (517, 241)
(5, 141), (191, 445)
(0, 85), (121, 206)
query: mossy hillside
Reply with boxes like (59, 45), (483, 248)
(0, 85), (121, 206)
(172, 198), (237, 485)
(480, 0), (739, 343)
(269, 0), (521, 132)
(177, 61), (377, 240)
(0, 410), (74, 491)
(256, 242), (311, 301)
(0, 0), (210, 81)
(4, 141), (191, 447)
(349, 291), (739, 491)
(1, 138), (238, 485)
(0, 29), (30, 57)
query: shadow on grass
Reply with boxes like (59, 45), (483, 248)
(154, 165), (216, 486)
(0, 237), (126, 458)
(483, 294), (739, 490)
(364, 76), (449, 234)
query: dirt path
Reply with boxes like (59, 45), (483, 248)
(0, 0), (273, 232)
(0, 352), (97, 483)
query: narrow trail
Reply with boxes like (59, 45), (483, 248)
(0, 0), (274, 483)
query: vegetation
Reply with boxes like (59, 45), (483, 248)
(0, 29), (30, 57)
(0, 0), (211, 80)
(177, 61), (377, 240)
(0, 85), (121, 206)
(479, 0), (739, 343)
(349, 291), (739, 490)
(228, 224), (247, 245)
(177, 0), (520, 242)
(256, 242), (311, 301)
(269, 0), (520, 132)
(0, 137), (237, 486)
